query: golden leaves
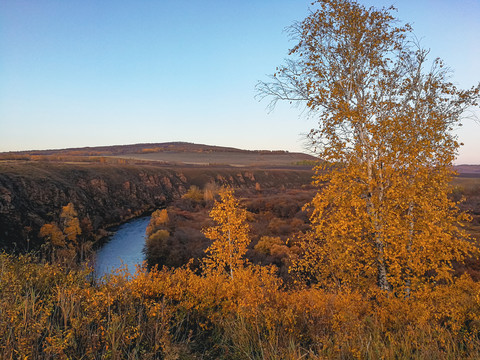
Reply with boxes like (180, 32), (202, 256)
(146, 209), (169, 237)
(262, 0), (479, 295)
(202, 187), (250, 277)
(60, 203), (81, 243)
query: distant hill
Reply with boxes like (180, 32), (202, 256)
(0, 142), (318, 168)
(455, 165), (480, 177)
(1, 142), (295, 156)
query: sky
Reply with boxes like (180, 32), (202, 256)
(1, 0), (479, 163)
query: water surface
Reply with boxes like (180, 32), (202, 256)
(95, 216), (150, 278)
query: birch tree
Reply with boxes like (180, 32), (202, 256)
(203, 187), (250, 278)
(258, 0), (480, 294)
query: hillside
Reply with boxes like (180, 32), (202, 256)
(3, 142), (246, 156)
(455, 165), (480, 177)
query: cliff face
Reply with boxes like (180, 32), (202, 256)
(0, 162), (313, 251)
(0, 163), (189, 251)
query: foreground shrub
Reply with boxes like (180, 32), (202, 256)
(2, 253), (480, 359)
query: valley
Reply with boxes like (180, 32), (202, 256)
(0, 142), (315, 253)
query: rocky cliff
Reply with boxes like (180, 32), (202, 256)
(0, 161), (313, 251)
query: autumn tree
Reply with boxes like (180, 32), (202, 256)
(145, 209), (171, 267)
(258, 0), (480, 294)
(182, 185), (204, 203)
(61, 202), (81, 243)
(39, 223), (65, 263)
(146, 209), (169, 237)
(39, 203), (82, 264)
(202, 187), (250, 278)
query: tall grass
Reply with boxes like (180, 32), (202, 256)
(2, 253), (480, 359)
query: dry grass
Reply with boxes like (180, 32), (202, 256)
(2, 254), (480, 359)
(112, 151), (315, 168)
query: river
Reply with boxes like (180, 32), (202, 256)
(94, 216), (150, 278)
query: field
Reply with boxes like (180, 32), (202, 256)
(112, 150), (316, 167)
(453, 176), (480, 243)
(454, 165), (480, 177)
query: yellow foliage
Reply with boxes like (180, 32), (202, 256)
(60, 202), (81, 243)
(182, 185), (204, 202)
(254, 236), (291, 261)
(39, 203), (82, 264)
(146, 209), (169, 237)
(255, 236), (283, 255)
(148, 229), (170, 243)
(2, 253), (480, 359)
(39, 223), (65, 248)
(202, 187), (250, 278)
(263, 0), (480, 294)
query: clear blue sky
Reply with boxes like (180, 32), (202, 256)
(1, 0), (479, 163)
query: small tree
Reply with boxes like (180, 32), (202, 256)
(61, 203), (81, 241)
(40, 203), (82, 264)
(60, 203), (82, 260)
(182, 185), (204, 202)
(146, 209), (169, 237)
(39, 223), (65, 263)
(203, 187), (250, 278)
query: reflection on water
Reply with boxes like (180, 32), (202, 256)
(94, 216), (150, 278)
